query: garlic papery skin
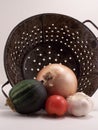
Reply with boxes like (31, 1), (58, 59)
(67, 92), (94, 117)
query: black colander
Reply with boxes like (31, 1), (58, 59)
(2, 13), (98, 96)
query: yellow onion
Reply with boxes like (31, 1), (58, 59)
(36, 64), (78, 97)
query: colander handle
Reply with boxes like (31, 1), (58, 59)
(1, 81), (10, 98)
(83, 20), (98, 39)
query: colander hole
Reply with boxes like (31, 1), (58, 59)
(56, 35), (59, 38)
(46, 39), (49, 42)
(69, 57), (72, 60)
(74, 44), (77, 47)
(60, 48), (63, 51)
(34, 32), (37, 35)
(61, 36), (64, 39)
(77, 55), (79, 58)
(82, 57), (84, 60)
(84, 86), (87, 89)
(39, 53), (42, 56)
(89, 57), (92, 60)
(36, 48), (39, 51)
(55, 39), (58, 42)
(50, 39), (53, 41)
(60, 41), (63, 43)
(33, 26), (37, 29)
(37, 28), (40, 31)
(33, 59), (36, 62)
(77, 41), (80, 44)
(86, 41), (88, 43)
(27, 56), (30, 59)
(71, 48), (74, 51)
(67, 30), (70, 32)
(48, 27), (51, 29)
(52, 24), (55, 26)
(80, 53), (82, 56)
(18, 46), (20, 49)
(49, 57), (51, 60)
(38, 62), (41, 65)
(25, 41), (29, 45)
(15, 51), (18, 54)
(57, 54), (60, 57)
(90, 69), (92, 72)
(68, 34), (71, 37)
(21, 41), (23, 44)
(65, 26), (68, 28)
(22, 32), (25, 34)
(31, 39), (33, 42)
(48, 51), (51, 54)
(63, 32), (66, 35)
(40, 31), (42, 34)
(76, 31), (79, 34)
(86, 55), (88, 58)
(80, 45), (83, 48)
(57, 30), (60, 33)
(83, 68), (86, 70)
(31, 30), (34, 33)
(72, 33), (75, 36)
(25, 68), (27, 70)
(25, 38), (27, 41)
(68, 45), (71, 48)
(35, 37), (38, 40)
(70, 41), (73, 44)
(72, 37), (75, 40)
(15, 46), (17, 49)
(64, 42), (67, 45)
(45, 30), (48, 33)
(73, 68), (76, 71)
(48, 46), (51, 48)
(66, 39), (69, 41)
(43, 58), (46, 61)
(46, 35), (48, 38)
(54, 27), (57, 29)
(37, 68), (40, 71)
(74, 51), (77, 54)
(93, 65), (96, 68)
(64, 60), (67, 63)
(29, 34), (32, 37)
(40, 40), (42, 42)
(77, 36), (80, 39)
(51, 30), (54, 33)
(78, 59), (81, 62)
(55, 59), (58, 61)
(83, 62), (85, 65)
(81, 40), (84, 43)
(83, 73), (85, 75)
(31, 68), (34, 71)
(91, 52), (94, 56)
(61, 28), (64, 30)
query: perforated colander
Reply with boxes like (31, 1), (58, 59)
(3, 13), (98, 96)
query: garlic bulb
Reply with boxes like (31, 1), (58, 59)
(67, 92), (94, 116)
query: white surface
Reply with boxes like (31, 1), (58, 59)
(0, 0), (98, 83)
(0, 84), (98, 130)
(0, 0), (98, 130)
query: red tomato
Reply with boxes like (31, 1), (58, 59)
(45, 95), (68, 116)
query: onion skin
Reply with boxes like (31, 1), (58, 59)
(36, 64), (78, 97)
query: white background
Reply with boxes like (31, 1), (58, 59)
(0, 0), (98, 130)
(0, 0), (98, 84)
